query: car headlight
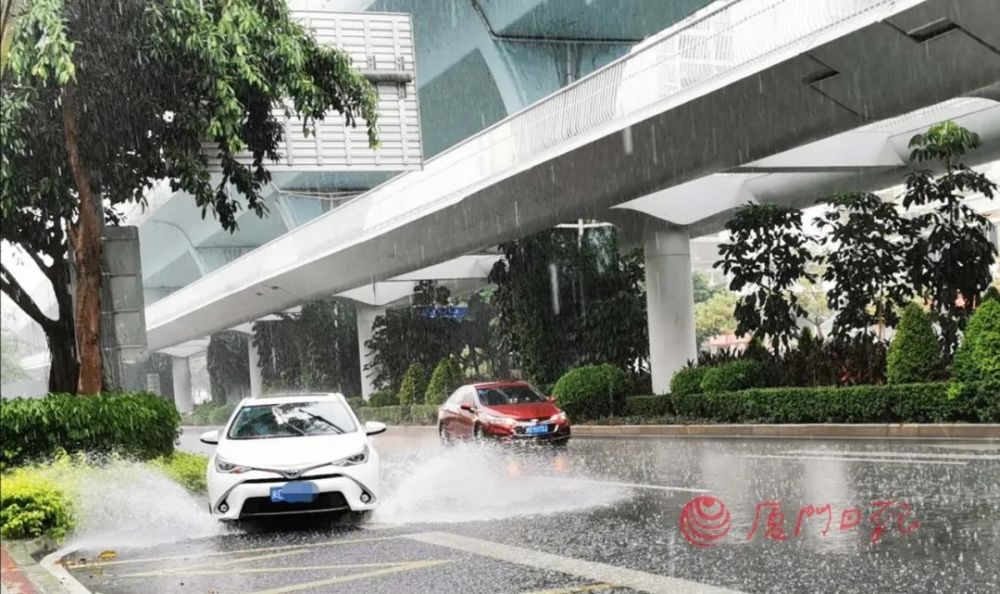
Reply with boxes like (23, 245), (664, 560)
(215, 455), (251, 474)
(481, 413), (517, 427)
(333, 445), (369, 466)
(549, 411), (568, 423)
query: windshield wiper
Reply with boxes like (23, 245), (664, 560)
(273, 412), (308, 435)
(295, 408), (346, 434)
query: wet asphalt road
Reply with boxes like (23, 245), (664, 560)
(66, 430), (1000, 594)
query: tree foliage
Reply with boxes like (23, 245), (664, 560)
(816, 192), (914, 341)
(1, 0), (378, 392)
(695, 291), (738, 347)
(952, 297), (1000, 383)
(253, 299), (360, 396)
(206, 331), (250, 405)
(902, 122), (997, 356)
(425, 357), (463, 405)
(490, 227), (647, 385)
(886, 303), (940, 384)
(396, 363), (426, 405)
(716, 204), (814, 354)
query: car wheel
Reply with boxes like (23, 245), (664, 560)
(474, 424), (486, 442)
(439, 424), (452, 446)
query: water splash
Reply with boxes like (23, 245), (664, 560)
(63, 461), (219, 552)
(374, 443), (628, 524)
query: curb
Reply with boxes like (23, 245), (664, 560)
(0, 540), (86, 594)
(570, 423), (1000, 439)
(352, 423), (1000, 440)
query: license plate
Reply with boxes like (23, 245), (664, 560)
(270, 481), (318, 504)
(525, 424), (548, 435)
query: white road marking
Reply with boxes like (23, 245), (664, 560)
(407, 531), (744, 594)
(739, 454), (967, 466)
(784, 449), (1000, 461)
(527, 476), (708, 493)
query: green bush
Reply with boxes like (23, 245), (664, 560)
(0, 392), (180, 469)
(700, 360), (770, 393)
(357, 404), (438, 425)
(624, 381), (996, 423)
(368, 389), (399, 407)
(345, 397), (366, 411)
(0, 468), (74, 539)
(425, 357), (464, 405)
(552, 364), (628, 421)
(397, 363), (427, 405)
(670, 366), (708, 395)
(887, 304), (939, 384)
(149, 452), (209, 493)
(952, 299), (1000, 382)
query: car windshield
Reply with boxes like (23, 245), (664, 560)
(477, 385), (547, 406)
(227, 400), (357, 440)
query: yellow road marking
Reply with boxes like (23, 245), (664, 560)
(122, 561), (443, 578)
(519, 582), (617, 594)
(250, 560), (452, 594)
(121, 549), (314, 577)
(65, 535), (404, 569)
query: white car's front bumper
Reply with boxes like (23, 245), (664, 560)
(209, 465), (380, 520)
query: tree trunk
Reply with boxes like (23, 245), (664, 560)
(46, 320), (79, 393)
(62, 84), (103, 395)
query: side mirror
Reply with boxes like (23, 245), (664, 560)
(365, 421), (387, 436)
(200, 429), (220, 445)
(460, 403), (474, 412)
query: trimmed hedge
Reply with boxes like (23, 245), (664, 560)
(182, 402), (236, 426)
(552, 364), (628, 421)
(397, 363), (427, 405)
(425, 357), (463, 405)
(149, 452), (209, 493)
(670, 366), (707, 396)
(624, 381), (999, 423)
(952, 298), (1000, 382)
(700, 360), (770, 393)
(368, 389), (399, 407)
(887, 304), (939, 384)
(0, 468), (74, 539)
(0, 392), (180, 469)
(357, 404), (438, 426)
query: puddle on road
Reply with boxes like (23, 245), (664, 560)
(375, 443), (629, 524)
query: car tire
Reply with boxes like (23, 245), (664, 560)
(474, 424), (486, 442)
(439, 424), (452, 446)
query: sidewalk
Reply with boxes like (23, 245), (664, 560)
(1, 544), (38, 594)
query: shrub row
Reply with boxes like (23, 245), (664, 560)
(356, 404), (439, 425)
(148, 452), (209, 493)
(624, 381), (999, 424)
(181, 402), (237, 426)
(0, 393), (180, 469)
(552, 364), (628, 421)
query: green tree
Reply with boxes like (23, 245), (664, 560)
(816, 192), (914, 342)
(0, 0), (25, 71)
(206, 331), (250, 405)
(425, 357), (463, 405)
(798, 277), (832, 340)
(397, 363), (426, 405)
(716, 204), (815, 354)
(1, 0), (378, 393)
(253, 299), (360, 396)
(695, 291), (738, 347)
(952, 297), (1000, 382)
(692, 271), (721, 304)
(365, 282), (461, 392)
(903, 122), (997, 357)
(886, 303), (939, 384)
(490, 227), (647, 385)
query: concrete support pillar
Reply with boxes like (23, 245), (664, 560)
(247, 335), (263, 399)
(171, 356), (193, 413)
(356, 305), (386, 400)
(644, 224), (696, 394)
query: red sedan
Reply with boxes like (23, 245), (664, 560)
(437, 381), (571, 445)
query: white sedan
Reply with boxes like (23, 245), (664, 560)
(199, 393), (385, 521)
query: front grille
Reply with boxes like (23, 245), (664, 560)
(241, 473), (343, 484)
(239, 491), (349, 517)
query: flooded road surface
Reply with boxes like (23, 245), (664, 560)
(65, 431), (1000, 593)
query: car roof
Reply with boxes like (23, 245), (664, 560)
(241, 392), (346, 406)
(470, 381), (532, 389)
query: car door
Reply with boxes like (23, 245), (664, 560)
(441, 388), (463, 436)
